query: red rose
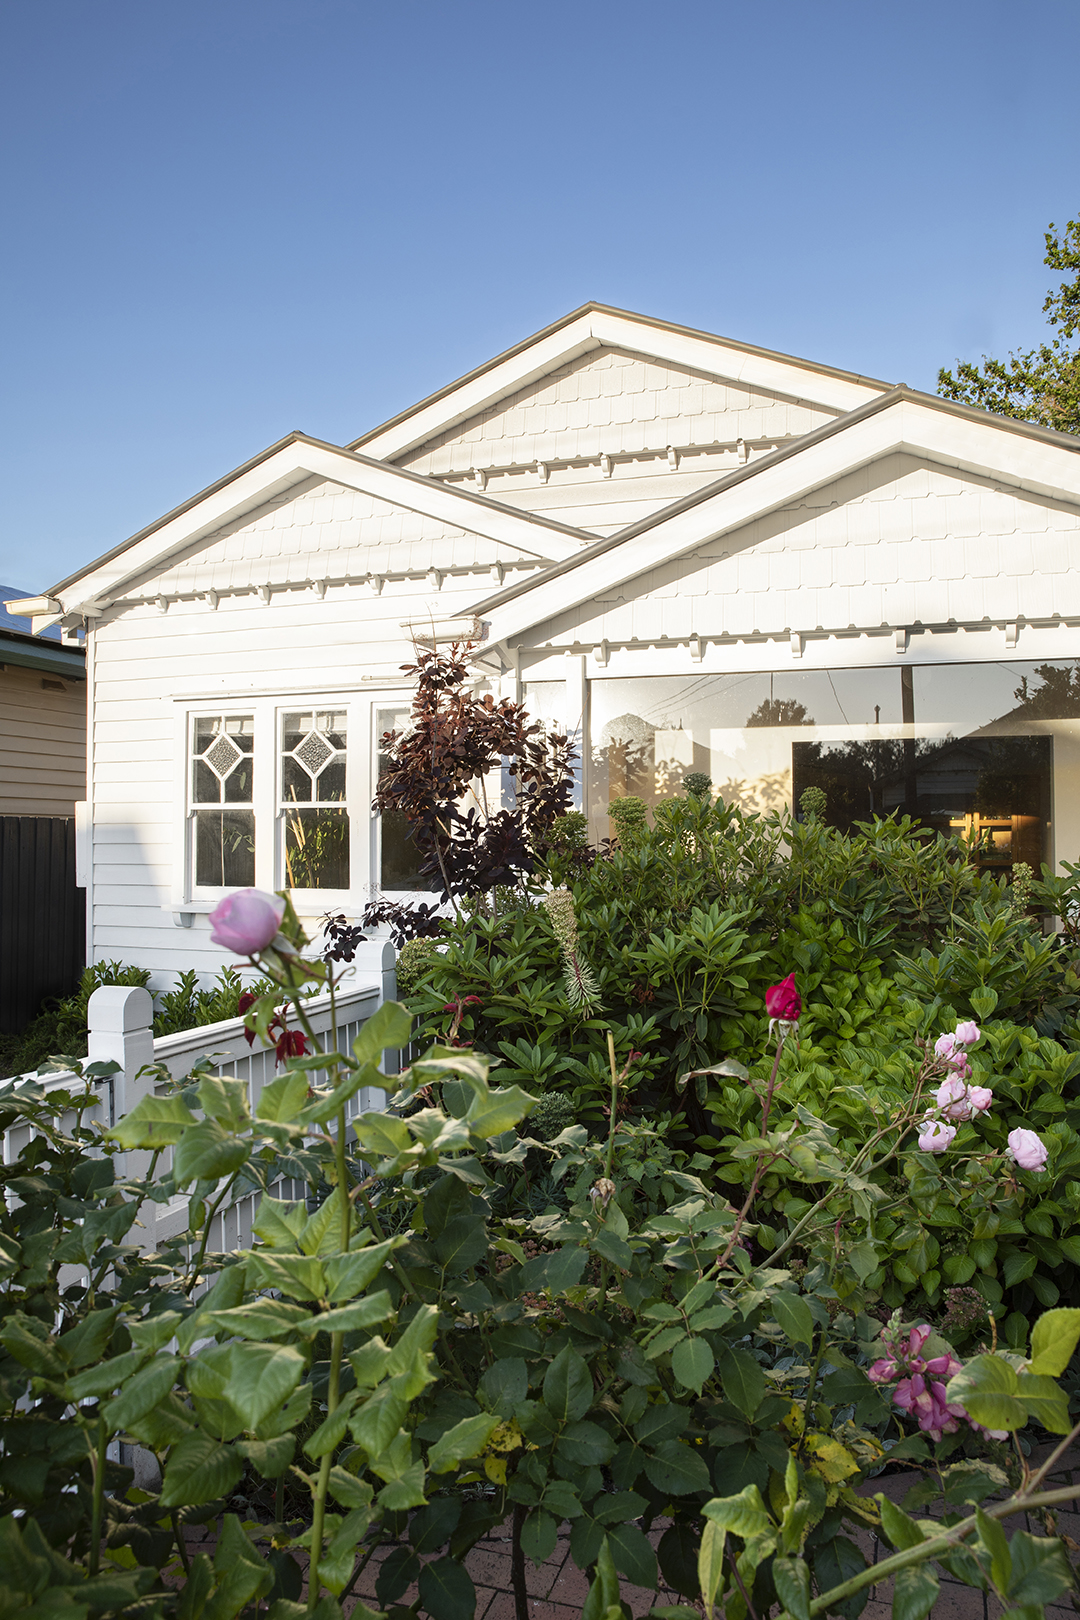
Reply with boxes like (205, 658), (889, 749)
(765, 973), (801, 1021)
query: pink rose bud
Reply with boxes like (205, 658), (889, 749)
(765, 972), (801, 1021)
(954, 1020), (980, 1047)
(946, 1054), (972, 1081)
(918, 1118), (956, 1154)
(1007, 1127), (1048, 1173)
(936, 1075), (972, 1120)
(209, 888), (285, 956)
(934, 1032), (958, 1060)
(967, 1086), (993, 1114)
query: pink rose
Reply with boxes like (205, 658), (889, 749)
(765, 973), (801, 1021)
(209, 888), (285, 956)
(954, 1020), (980, 1047)
(936, 1075), (972, 1120)
(935, 1032), (958, 1060)
(967, 1086), (993, 1114)
(946, 1054), (972, 1081)
(1007, 1127), (1048, 1173)
(918, 1118), (956, 1154)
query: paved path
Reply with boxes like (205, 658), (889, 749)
(180, 1446), (1080, 1617)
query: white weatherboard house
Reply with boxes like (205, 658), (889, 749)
(9, 303), (1080, 991)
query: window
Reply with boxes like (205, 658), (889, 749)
(280, 711), (350, 890)
(376, 706), (438, 892)
(584, 661), (1080, 872)
(191, 715), (255, 887)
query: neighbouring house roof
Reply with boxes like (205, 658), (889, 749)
(0, 588), (61, 640)
(0, 586), (85, 677)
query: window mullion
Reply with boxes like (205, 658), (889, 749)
(254, 705), (276, 891)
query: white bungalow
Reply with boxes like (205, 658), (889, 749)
(8, 303), (1080, 988)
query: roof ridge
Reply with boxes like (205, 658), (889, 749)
(346, 303), (895, 454)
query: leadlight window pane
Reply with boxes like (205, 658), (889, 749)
(191, 716), (255, 887)
(377, 706), (438, 892)
(280, 711), (349, 888)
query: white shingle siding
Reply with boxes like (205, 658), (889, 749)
(125, 479), (544, 605)
(392, 345), (838, 536)
(522, 453), (1080, 649)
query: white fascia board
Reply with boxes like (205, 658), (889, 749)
(358, 322), (602, 461)
(479, 398), (1080, 646)
(54, 441), (584, 613)
(894, 397), (1080, 503)
(356, 310), (888, 464)
(588, 309), (885, 414)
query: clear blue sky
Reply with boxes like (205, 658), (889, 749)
(2, 0), (1078, 592)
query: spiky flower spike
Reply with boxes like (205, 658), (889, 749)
(543, 888), (578, 953)
(543, 888), (601, 1012)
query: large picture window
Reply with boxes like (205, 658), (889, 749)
(582, 660), (1080, 872)
(191, 715), (255, 887)
(280, 710), (350, 890)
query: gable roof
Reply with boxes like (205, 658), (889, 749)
(16, 433), (594, 624)
(472, 385), (1080, 647)
(351, 303), (894, 465)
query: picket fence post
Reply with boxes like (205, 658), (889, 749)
(87, 985), (155, 1178)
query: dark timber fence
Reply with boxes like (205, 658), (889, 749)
(0, 817), (85, 1032)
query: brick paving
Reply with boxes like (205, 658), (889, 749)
(175, 1446), (1080, 1617)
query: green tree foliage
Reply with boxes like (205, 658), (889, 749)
(938, 213), (1080, 434)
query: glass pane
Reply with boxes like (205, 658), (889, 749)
(223, 753), (254, 804)
(282, 755), (312, 803)
(283, 807), (350, 890)
(376, 707), (437, 891)
(380, 809), (439, 892)
(193, 759), (220, 804)
(194, 717), (218, 755)
(318, 759), (347, 802)
(587, 665), (1065, 872)
(195, 809), (255, 887)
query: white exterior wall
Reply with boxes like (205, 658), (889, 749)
(87, 478), (527, 986)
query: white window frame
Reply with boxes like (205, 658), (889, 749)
(172, 691), (409, 916)
(181, 706), (264, 907)
(274, 699), (360, 913)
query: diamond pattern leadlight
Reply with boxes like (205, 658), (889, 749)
(296, 731), (333, 775)
(206, 733), (242, 777)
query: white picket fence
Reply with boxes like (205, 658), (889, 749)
(2, 942), (399, 1256)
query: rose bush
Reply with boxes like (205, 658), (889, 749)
(5, 912), (1080, 1620)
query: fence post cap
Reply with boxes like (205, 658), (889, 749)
(87, 985), (154, 1033)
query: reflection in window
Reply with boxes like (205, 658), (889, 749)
(587, 660), (1080, 868)
(791, 735), (1051, 871)
(192, 715), (255, 887)
(376, 708), (439, 892)
(281, 712), (349, 890)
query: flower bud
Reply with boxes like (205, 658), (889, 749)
(209, 889), (285, 956)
